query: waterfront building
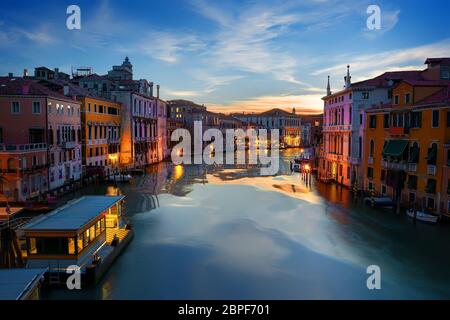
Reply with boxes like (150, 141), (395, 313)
(362, 78), (450, 215)
(37, 80), (122, 178)
(232, 108), (302, 148)
(21, 196), (132, 284)
(78, 95), (122, 177)
(319, 65), (426, 187)
(77, 58), (167, 167)
(0, 77), (81, 202)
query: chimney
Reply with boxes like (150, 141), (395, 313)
(54, 68), (59, 79)
(150, 83), (154, 97)
(23, 69), (29, 77)
(63, 84), (70, 96)
(8, 72), (13, 78)
(156, 84), (160, 99)
(22, 85), (30, 95)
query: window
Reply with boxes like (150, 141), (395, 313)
(369, 115), (377, 128)
(432, 110), (439, 128)
(359, 114), (363, 125)
(394, 95), (399, 105)
(447, 111), (450, 127)
(447, 149), (450, 166)
(0, 128), (2, 143)
(383, 114), (389, 128)
(409, 192), (416, 203)
(411, 111), (422, 128)
(426, 179), (436, 194)
(405, 93), (411, 104)
(381, 169), (386, 181)
(367, 167), (374, 179)
(11, 101), (20, 114)
(427, 143), (438, 165)
(32, 101), (41, 114)
(363, 92), (370, 99)
(381, 185), (387, 195)
(407, 175), (418, 190)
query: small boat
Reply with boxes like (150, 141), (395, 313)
(406, 209), (439, 224)
(364, 196), (394, 208)
(108, 174), (132, 182)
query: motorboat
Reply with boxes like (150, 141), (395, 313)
(108, 174), (132, 182)
(406, 209), (439, 224)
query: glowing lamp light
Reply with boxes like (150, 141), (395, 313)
(304, 164), (311, 171)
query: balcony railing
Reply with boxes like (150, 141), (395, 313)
(368, 157), (374, 165)
(381, 159), (407, 171)
(0, 143), (47, 153)
(108, 137), (120, 144)
(408, 163), (417, 172)
(427, 165), (437, 176)
(62, 141), (77, 149)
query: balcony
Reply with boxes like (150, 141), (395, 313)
(62, 141), (76, 149)
(381, 159), (407, 171)
(368, 157), (374, 165)
(108, 137), (120, 144)
(0, 143), (47, 153)
(408, 163), (417, 172)
(427, 165), (437, 176)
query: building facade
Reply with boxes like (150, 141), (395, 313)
(232, 108), (302, 148)
(0, 77), (82, 202)
(363, 79), (450, 215)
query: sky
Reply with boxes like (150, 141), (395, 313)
(1, 0), (449, 114)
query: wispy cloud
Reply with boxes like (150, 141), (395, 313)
(192, 0), (304, 85)
(312, 39), (450, 82)
(138, 31), (205, 63)
(164, 88), (202, 98)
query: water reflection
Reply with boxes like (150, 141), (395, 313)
(48, 148), (450, 300)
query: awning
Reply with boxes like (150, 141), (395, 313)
(382, 140), (408, 158)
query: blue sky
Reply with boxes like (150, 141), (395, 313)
(1, 0), (449, 113)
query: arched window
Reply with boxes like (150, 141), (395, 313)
(408, 142), (419, 164)
(427, 143), (438, 165)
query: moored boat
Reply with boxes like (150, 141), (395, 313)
(364, 196), (394, 208)
(108, 174), (132, 182)
(406, 209), (439, 224)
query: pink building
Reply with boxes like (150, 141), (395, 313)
(0, 77), (81, 203)
(319, 67), (423, 188)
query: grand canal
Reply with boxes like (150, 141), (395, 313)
(49, 148), (450, 299)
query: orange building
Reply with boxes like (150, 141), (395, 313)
(79, 96), (122, 177)
(363, 79), (450, 215)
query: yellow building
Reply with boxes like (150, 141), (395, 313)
(363, 79), (450, 215)
(79, 96), (122, 177)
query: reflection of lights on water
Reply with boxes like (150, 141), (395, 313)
(173, 165), (184, 181)
(304, 164), (311, 171)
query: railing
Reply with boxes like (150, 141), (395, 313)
(427, 165), (437, 176)
(408, 163), (417, 172)
(368, 157), (374, 165)
(62, 141), (76, 149)
(381, 159), (407, 171)
(0, 143), (47, 153)
(108, 137), (120, 144)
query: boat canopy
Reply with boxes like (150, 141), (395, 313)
(22, 196), (124, 231)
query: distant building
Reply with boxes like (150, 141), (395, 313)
(232, 108), (302, 147)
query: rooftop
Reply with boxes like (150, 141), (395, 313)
(22, 196), (124, 231)
(0, 268), (47, 300)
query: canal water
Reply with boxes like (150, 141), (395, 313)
(48, 148), (450, 299)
